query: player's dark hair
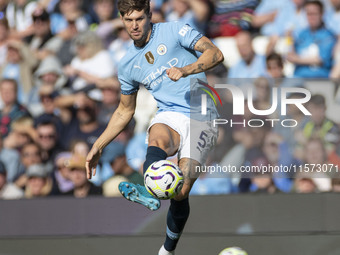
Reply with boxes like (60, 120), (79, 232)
(117, 0), (150, 17)
(266, 52), (283, 68)
(304, 0), (324, 14)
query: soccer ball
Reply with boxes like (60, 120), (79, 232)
(144, 160), (184, 200)
(218, 247), (248, 255)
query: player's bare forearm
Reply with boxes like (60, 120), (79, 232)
(166, 37), (224, 81)
(93, 93), (137, 151)
(183, 36), (224, 76)
(86, 93), (136, 179)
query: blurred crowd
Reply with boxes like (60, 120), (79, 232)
(1, 0), (340, 199)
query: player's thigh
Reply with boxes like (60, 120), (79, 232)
(174, 157), (200, 201)
(148, 123), (181, 156)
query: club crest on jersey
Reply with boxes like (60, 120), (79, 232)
(145, 51), (155, 64)
(157, 44), (167, 56)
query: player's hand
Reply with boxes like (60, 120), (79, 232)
(166, 67), (187, 81)
(86, 145), (102, 179)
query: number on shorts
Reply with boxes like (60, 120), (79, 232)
(197, 131), (208, 149)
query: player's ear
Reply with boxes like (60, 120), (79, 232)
(148, 11), (152, 21)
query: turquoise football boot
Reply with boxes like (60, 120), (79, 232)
(118, 182), (161, 211)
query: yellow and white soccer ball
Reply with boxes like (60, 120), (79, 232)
(144, 160), (184, 199)
(218, 247), (248, 255)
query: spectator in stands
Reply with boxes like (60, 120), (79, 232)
(34, 56), (67, 91)
(293, 173), (318, 193)
(5, 0), (37, 39)
(54, 20), (78, 66)
(25, 163), (56, 198)
(0, 133), (20, 183)
(64, 31), (115, 90)
(324, 0), (340, 36)
(208, 0), (259, 37)
(35, 120), (63, 165)
(0, 17), (9, 67)
(250, 171), (279, 194)
(301, 94), (340, 151)
(0, 79), (30, 137)
(1, 40), (38, 104)
(262, 132), (299, 192)
(14, 142), (43, 189)
(3, 117), (36, 152)
(55, 90), (106, 150)
(106, 143), (143, 185)
(228, 31), (266, 80)
(252, 77), (273, 115)
(108, 22), (132, 72)
(93, 0), (117, 24)
(103, 142), (144, 195)
(70, 140), (90, 157)
(189, 166), (233, 195)
(252, 0), (282, 36)
(165, 0), (211, 34)
(24, 8), (61, 61)
(97, 77), (120, 126)
(287, 0), (336, 78)
(234, 112), (272, 192)
(33, 84), (64, 137)
(265, 53), (303, 87)
(51, 151), (74, 194)
(273, 93), (309, 159)
(151, 7), (166, 23)
(266, 53), (285, 81)
(254, 0), (307, 37)
(0, 161), (24, 199)
(92, 0), (119, 47)
(28, 56), (67, 118)
(328, 139), (340, 168)
(331, 178), (340, 192)
(65, 154), (102, 197)
(50, 0), (90, 35)
(302, 137), (332, 192)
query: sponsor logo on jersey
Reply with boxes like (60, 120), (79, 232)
(157, 44), (167, 56)
(142, 58), (178, 89)
(145, 51), (155, 64)
(179, 24), (190, 37)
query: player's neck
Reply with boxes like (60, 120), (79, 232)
(134, 23), (153, 48)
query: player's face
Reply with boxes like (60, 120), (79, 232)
(121, 9), (151, 45)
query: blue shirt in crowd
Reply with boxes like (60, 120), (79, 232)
(228, 54), (267, 79)
(293, 25), (336, 78)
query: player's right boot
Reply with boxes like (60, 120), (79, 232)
(118, 182), (161, 211)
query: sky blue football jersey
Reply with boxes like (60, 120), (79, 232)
(118, 22), (218, 121)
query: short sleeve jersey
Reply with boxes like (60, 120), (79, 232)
(118, 22), (217, 120)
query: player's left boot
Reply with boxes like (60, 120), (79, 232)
(158, 245), (175, 255)
(118, 182), (161, 211)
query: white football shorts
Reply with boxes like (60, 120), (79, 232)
(147, 111), (218, 165)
